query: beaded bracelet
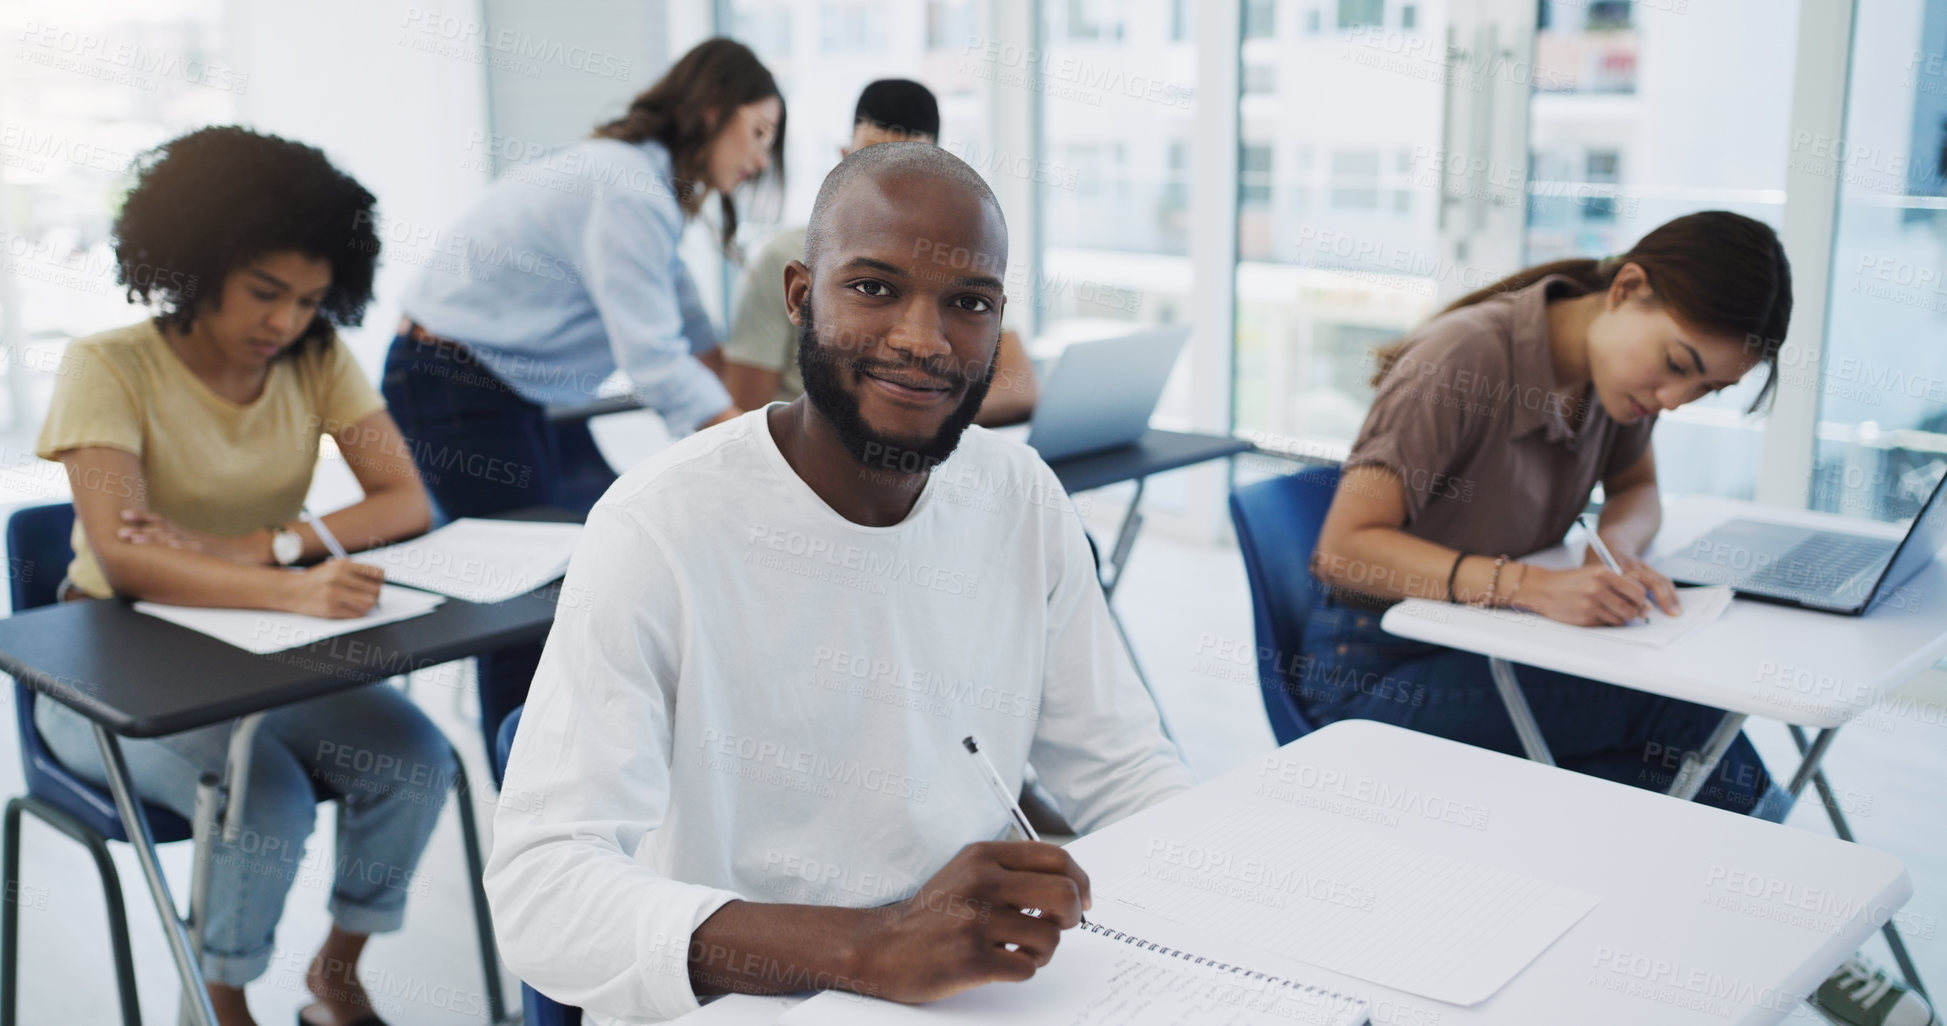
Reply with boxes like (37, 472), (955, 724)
(1483, 554), (1509, 608)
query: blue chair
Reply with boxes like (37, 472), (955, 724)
(1228, 465), (1341, 746)
(494, 705), (582, 1026)
(1, 503), (174, 1026)
(0, 503), (508, 1024)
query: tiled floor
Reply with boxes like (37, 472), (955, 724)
(1, 456), (1940, 1023)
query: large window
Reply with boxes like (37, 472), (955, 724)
(0, 0), (236, 447)
(1232, 0), (1448, 453)
(719, 0), (992, 231)
(1525, 0), (1798, 501)
(1811, 0), (1947, 523)
(1030, 0), (1197, 396)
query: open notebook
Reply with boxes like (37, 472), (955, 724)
(779, 919), (1367, 1026)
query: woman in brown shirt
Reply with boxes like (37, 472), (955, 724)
(1307, 211), (1791, 815)
(1304, 209), (1938, 1026)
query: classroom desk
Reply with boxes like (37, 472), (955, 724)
(0, 513), (571, 1026)
(675, 720), (1908, 1025)
(1380, 493), (1947, 993)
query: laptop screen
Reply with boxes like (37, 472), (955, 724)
(1859, 467), (1947, 612)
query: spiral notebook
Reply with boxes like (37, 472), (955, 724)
(778, 918), (1367, 1025)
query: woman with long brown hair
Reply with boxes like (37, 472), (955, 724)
(380, 37), (785, 771)
(1308, 210), (1787, 798)
(1304, 210), (1929, 1025)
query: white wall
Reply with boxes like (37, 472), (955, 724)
(225, 0), (494, 377)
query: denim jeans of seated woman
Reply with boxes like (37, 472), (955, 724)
(1295, 597), (1793, 821)
(35, 683), (453, 985)
(380, 330), (618, 777)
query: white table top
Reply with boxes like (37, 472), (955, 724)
(1381, 494), (1947, 728)
(673, 721), (1904, 1025)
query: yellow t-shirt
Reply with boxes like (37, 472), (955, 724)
(34, 320), (387, 598)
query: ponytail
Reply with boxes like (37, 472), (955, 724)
(1367, 212), (1793, 412)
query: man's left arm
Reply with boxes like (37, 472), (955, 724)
(1026, 484), (1198, 833)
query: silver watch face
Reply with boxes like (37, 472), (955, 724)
(273, 529), (302, 565)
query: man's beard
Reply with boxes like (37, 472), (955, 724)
(796, 299), (994, 473)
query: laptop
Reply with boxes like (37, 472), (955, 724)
(1655, 468), (1947, 615)
(1023, 326), (1190, 463)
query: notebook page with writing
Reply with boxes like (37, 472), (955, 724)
(779, 919), (1367, 1026)
(1108, 806), (1597, 1005)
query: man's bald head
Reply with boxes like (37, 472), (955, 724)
(803, 141), (1006, 273)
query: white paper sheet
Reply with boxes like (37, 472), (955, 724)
(133, 584), (445, 654)
(353, 518), (583, 603)
(1104, 807), (1599, 1005)
(1517, 584), (1734, 648)
(781, 919), (1367, 1026)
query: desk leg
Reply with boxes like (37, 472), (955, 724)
(92, 726), (219, 1026)
(182, 773), (220, 1026)
(1100, 478), (1146, 600)
(220, 713), (267, 844)
(1788, 726), (1929, 1000)
(1091, 478), (1175, 743)
(1487, 659), (1555, 766)
(1666, 712), (1746, 802)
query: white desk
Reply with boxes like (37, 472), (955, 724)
(1380, 493), (1947, 990)
(1380, 495), (1945, 731)
(672, 721), (1907, 1025)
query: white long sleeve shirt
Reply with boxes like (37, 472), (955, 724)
(484, 408), (1196, 1024)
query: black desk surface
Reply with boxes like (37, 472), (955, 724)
(1047, 429), (1252, 495)
(0, 591), (559, 739)
(0, 507), (577, 739)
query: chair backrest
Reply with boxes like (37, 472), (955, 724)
(7, 502), (74, 614)
(1228, 466), (1340, 746)
(4, 503), (190, 841)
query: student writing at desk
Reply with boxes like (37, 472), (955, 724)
(485, 144), (1194, 1024)
(34, 127), (453, 1026)
(721, 78), (1039, 426)
(1305, 211), (1931, 1025)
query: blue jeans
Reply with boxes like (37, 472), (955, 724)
(36, 684), (454, 985)
(381, 330), (616, 774)
(1295, 598), (1790, 820)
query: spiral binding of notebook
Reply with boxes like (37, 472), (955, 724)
(1082, 920), (1369, 1025)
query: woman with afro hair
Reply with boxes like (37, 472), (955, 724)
(35, 125), (451, 1026)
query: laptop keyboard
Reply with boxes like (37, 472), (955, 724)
(1742, 533), (1892, 598)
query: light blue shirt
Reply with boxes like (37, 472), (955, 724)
(403, 138), (732, 433)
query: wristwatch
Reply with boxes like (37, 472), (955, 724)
(270, 527), (304, 566)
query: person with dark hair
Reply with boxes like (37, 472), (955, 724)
(485, 142), (1191, 1023)
(35, 125), (450, 1026)
(1306, 210), (1929, 1026)
(381, 37), (786, 773)
(722, 78), (1038, 424)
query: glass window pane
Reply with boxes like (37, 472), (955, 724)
(1233, 0), (1447, 452)
(1525, 0), (1797, 501)
(721, 1), (992, 233)
(1811, 0), (1947, 523)
(0, 0), (235, 434)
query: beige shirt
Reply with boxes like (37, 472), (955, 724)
(35, 320), (386, 598)
(724, 226), (809, 404)
(1344, 274), (1655, 560)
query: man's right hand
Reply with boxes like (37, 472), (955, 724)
(859, 841), (1091, 1004)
